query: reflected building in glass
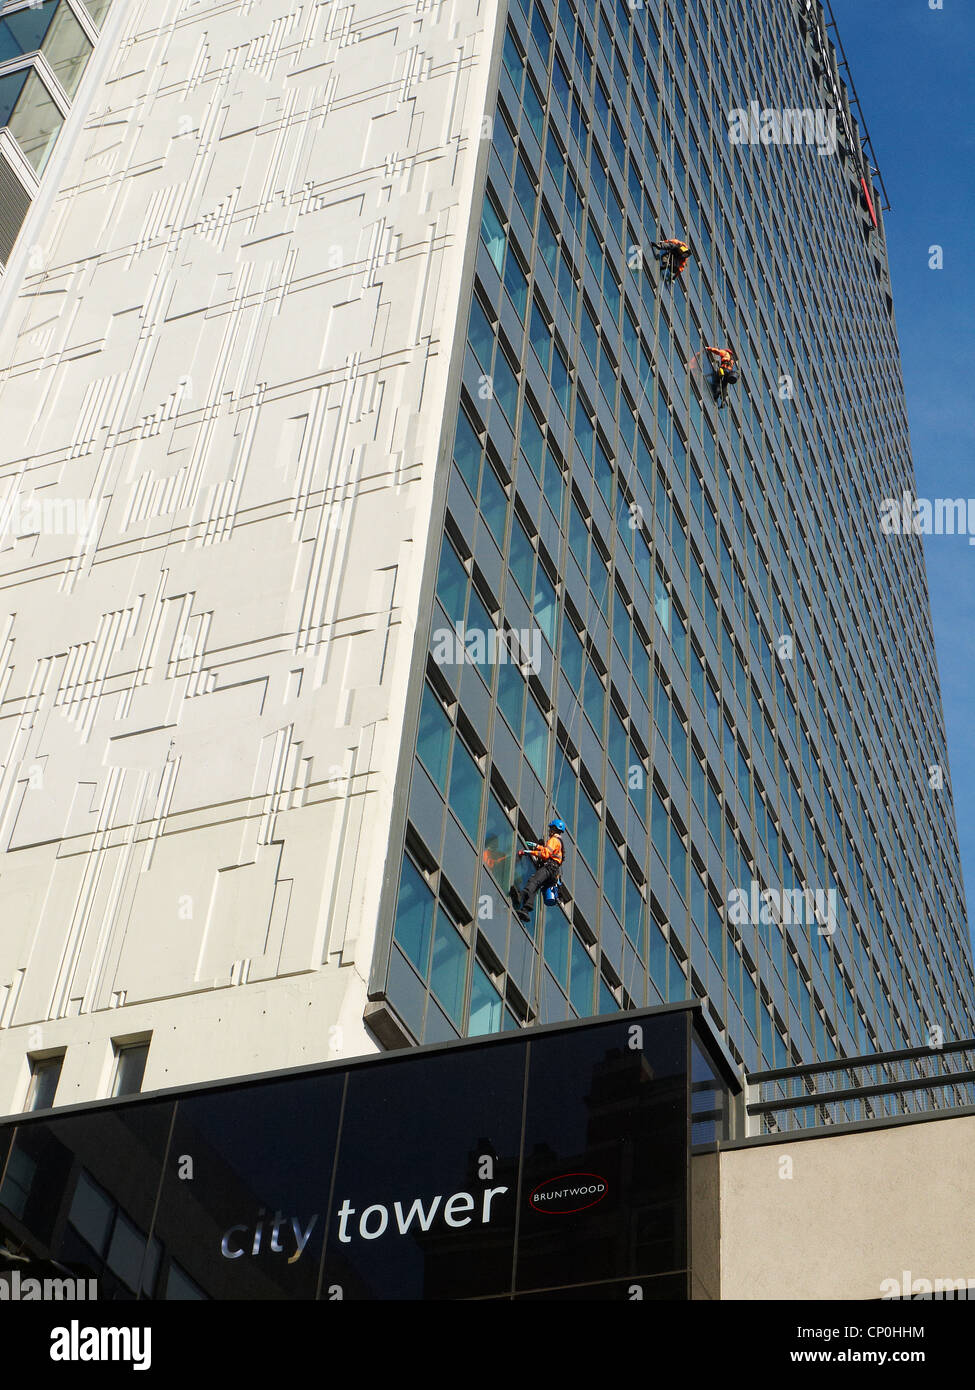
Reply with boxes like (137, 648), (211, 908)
(0, 0), (971, 1119)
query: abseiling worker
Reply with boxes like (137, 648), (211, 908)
(510, 819), (565, 920)
(654, 238), (692, 279)
(705, 344), (740, 404)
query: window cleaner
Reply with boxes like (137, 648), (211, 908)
(509, 820), (566, 923)
(652, 238), (692, 283)
(705, 344), (740, 408)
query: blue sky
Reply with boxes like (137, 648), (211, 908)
(832, 0), (975, 946)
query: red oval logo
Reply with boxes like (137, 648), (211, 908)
(528, 1172), (609, 1215)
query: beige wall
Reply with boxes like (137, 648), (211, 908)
(0, 0), (501, 1115)
(720, 1114), (975, 1299)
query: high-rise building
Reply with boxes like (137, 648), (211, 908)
(0, 0), (972, 1117)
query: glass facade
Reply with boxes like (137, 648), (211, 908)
(379, 0), (975, 1077)
(0, 1004), (734, 1300)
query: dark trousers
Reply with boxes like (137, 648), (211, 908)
(522, 861), (560, 901)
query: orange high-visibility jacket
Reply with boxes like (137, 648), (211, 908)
(533, 834), (564, 866)
(707, 346), (735, 368)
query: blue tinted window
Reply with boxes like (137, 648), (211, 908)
(469, 962), (502, 1035)
(480, 195), (506, 273)
(448, 738), (483, 843)
(430, 910), (467, 1023)
(416, 685), (451, 791)
(0, 1), (57, 61)
(394, 858), (435, 974)
(435, 541), (467, 622)
(452, 411), (481, 493)
(523, 694), (548, 782)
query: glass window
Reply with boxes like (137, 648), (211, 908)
(532, 564), (557, 646)
(41, 1), (94, 98)
(649, 918), (668, 997)
(106, 1210), (148, 1293)
(493, 349), (519, 423)
(594, 437), (614, 507)
(504, 248), (528, 319)
(576, 790), (600, 870)
(25, 1054), (63, 1111)
(514, 155), (536, 222)
(531, 6), (551, 65)
(523, 693), (549, 781)
(0, 69), (29, 126)
(83, 0), (114, 26)
(497, 659), (524, 734)
(0, 1), (58, 60)
(604, 833), (624, 916)
(651, 789), (668, 861)
(492, 107), (515, 166)
(448, 738), (483, 842)
(465, 585), (493, 667)
(480, 194), (506, 273)
(468, 961), (502, 1035)
(501, 27), (524, 86)
(435, 540), (467, 622)
(394, 857), (435, 973)
(467, 297), (494, 371)
(0, 67), (64, 173)
(416, 684), (451, 791)
(624, 875), (645, 955)
(452, 410), (481, 494)
(529, 301), (551, 370)
(483, 793), (515, 882)
(521, 407), (545, 479)
(582, 659), (605, 734)
(112, 1040), (149, 1097)
(543, 913), (568, 984)
(68, 1172), (114, 1257)
(538, 208), (558, 274)
(560, 613), (583, 687)
(430, 910), (467, 1023)
(608, 707), (628, 783)
(551, 343), (570, 414)
(480, 463), (508, 545)
(569, 933), (594, 1016)
(507, 517), (535, 601)
(523, 73), (545, 142)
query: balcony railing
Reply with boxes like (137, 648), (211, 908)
(747, 1038), (975, 1135)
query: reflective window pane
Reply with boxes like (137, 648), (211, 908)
(0, 1), (58, 61)
(393, 858), (435, 974)
(430, 909), (467, 1023)
(447, 738), (482, 843)
(84, 0), (114, 28)
(416, 684), (451, 792)
(5, 69), (64, 173)
(469, 962), (503, 1036)
(43, 3), (94, 98)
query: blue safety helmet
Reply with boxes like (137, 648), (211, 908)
(549, 818), (566, 833)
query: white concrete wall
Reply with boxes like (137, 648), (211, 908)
(720, 1115), (975, 1299)
(0, 0), (501, 1114)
